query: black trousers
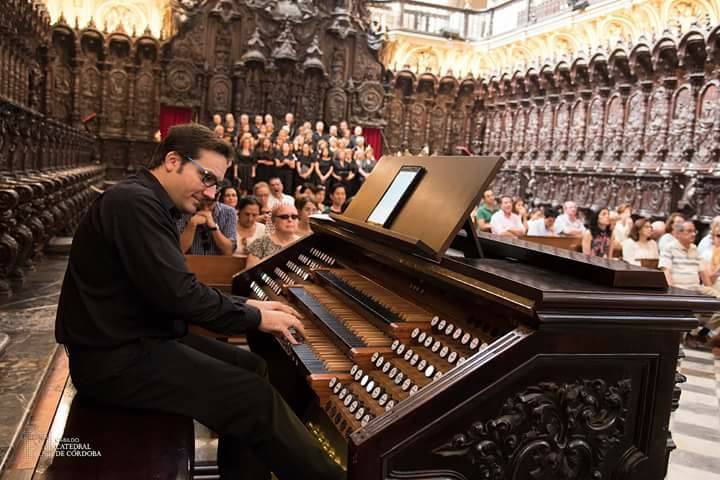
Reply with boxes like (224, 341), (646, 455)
(68, 334), (345, 480)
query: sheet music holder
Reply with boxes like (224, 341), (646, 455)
(328, 155), (503, 261)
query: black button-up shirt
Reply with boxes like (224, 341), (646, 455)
(55, 169), (261, 350)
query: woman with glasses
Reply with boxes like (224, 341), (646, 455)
(245, 204), (300, 269)
(622, 217), (658, 266)
(234, 196), (266, 257)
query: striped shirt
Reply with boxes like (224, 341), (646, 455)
(658, 237), (705, 289)
(177, 202), (237, 255)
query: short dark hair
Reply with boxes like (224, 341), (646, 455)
(237, 195), (262, 212)
(543, 207), (559, 219)
(329, 183), (346, 196)
(218, 185), (238, 204)
(147, 123), (233, 169)
(295, 197), (314, 211)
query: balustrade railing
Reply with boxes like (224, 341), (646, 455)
(370, 0), (574, 41)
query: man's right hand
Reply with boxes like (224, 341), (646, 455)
(190, 214), (207, 227)
(258, 310), (307, 345)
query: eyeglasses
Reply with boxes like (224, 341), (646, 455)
(714, 234), (720, 238)
(184, 156), (219, 188)
(276, 214), (299, 221)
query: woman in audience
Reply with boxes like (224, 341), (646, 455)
(234, 196), (266, 257)
(622, 218), (659, 266)
(512, 198), (529, 230)
(324, 184), (347, 214)
(316, 143), (334, 186)
(274, 141), (296, 193)
(253, 181), (273, 225)
(219, 185), (239, 210)
(658, 212), (685, 252)
(582, 208), (612, 258)
(236, 134), (255, 188)
(701, 222), (720, 291)
(245, 203), (300, 268)
(295, 197), (317, 237)
(356, 148), (376, 184)
(295, 142), (316, 187)
(254, 136), (276, 183)
(332, 148), (358, 195)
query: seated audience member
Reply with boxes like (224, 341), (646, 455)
(246, 204), (300, 268)
(267, 176), (295, 210)
(698, 215), (720, 257)
(622, 218), (658, 266)
(234, 196), (266, 257)
(178, 196), (237, 256)
(554, 201), (585, 237)
(210, 113), (222, 131)
(658, 212), (685, 253)
(651, 220), (666, 241)
(312, 185), (327, 208)
(219, 185), (239, 210)
(296, 197), (317, 237)
(527, 207), (558, 236)
(700, 222), (720, 290)
(253, 181), (273, 225)
(613, 204), (633, 245)
(659, 221), (710, 290)
(513, 198), (529, 229)
(213, 124), (225, 140)
(582, 208), (612, 258)
(324, 184), (347, 214)
(490, 196), (526, 238)
(475, 189), (498, 233)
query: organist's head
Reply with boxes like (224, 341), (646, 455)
(147, 123), (233, 215)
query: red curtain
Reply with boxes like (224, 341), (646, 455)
(363, 127), (382, 159)
(160, 105), (192, 139)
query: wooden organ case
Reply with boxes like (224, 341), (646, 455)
(232, 156), (718, 480)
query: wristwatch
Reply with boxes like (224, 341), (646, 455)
(207, 226), (218, 231)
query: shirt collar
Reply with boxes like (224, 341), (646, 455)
(137, 169), (182, 219)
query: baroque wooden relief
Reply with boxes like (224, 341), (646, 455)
(383, 25), (720, 222)
(48, 0), (386, 178)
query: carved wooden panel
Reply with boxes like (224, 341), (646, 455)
(694, 82), (720, 168)
(407, 100), (427, 154)
(643, 86), (670, 168)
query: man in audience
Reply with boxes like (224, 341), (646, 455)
(178, 195), (237, 256)
(267, 176), (295, 209)
(554, 201), (585, 236)
(282, 112), (296, 138)
(659, 213), (685, 253)
(55, 123), (344, 480)
(659, 220), (720, 350)
(659, 220), (710, 289)
(490, 195), (526, 238)
(210, 113), (222, 131)
(475, 189), (497, 233)
(527, 207), (558, 236)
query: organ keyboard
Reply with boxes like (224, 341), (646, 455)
(232, 156), (719, 480)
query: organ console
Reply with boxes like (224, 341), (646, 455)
(233, 155), (719, 480)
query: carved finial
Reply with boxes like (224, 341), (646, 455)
(57, 11), (67, 25)
(115, 20), (126, 34)
(87, 16), (97, 29)
(103, 19), (109, 33)
(74, 15), (80, 29)
(132, 23), (137, 37)
(144, 25), (152, 37)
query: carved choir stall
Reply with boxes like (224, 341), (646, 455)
(234, 154), (718, 479)
(381, 25), (720, 222)
(47, 0), (387, 179)
(0, 0), (103, 298)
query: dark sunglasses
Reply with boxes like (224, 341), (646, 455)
(184, 156), (219, 188)
(276, 214), (299, 220)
